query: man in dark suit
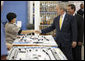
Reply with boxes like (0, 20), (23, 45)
(77, 3), (84, 17)
(35, 4), (77, 60)
(67, 4), (84, 60)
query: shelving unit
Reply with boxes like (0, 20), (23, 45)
(40, 1), (57, 25)
(39, 1), (58, 37)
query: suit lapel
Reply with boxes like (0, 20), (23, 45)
(56, 14), (68, 31)
(61, 14), (68, 31)
(57, 16), (60, 31)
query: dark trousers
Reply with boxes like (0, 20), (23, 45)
(72, 45), (82, 60)
(56, 40), (73, 60)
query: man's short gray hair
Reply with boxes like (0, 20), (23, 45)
(57, 3), (67, 11)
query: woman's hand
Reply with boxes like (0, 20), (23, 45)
(6, 43), (13, 50)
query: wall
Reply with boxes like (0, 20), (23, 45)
(1, 1), (28, 30)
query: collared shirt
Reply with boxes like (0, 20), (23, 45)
(1, 23), (8, 56)
(60, 12), (66, 29)
(82, 9), (84, 12)
(73, 12), (76, 16)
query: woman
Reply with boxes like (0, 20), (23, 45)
(5, 12), (34, 50)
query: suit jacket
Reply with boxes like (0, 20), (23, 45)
(41, 13), (77, 43)
(74, 14), (84, 42)
(77, 9), (84, 17)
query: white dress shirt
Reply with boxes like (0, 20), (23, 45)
(60, 12), (66, 29)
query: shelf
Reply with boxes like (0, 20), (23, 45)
(40, 11), (57, 14)
(40, 25), (51, 26)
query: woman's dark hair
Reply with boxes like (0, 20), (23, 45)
(6, 12), (17, 22)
